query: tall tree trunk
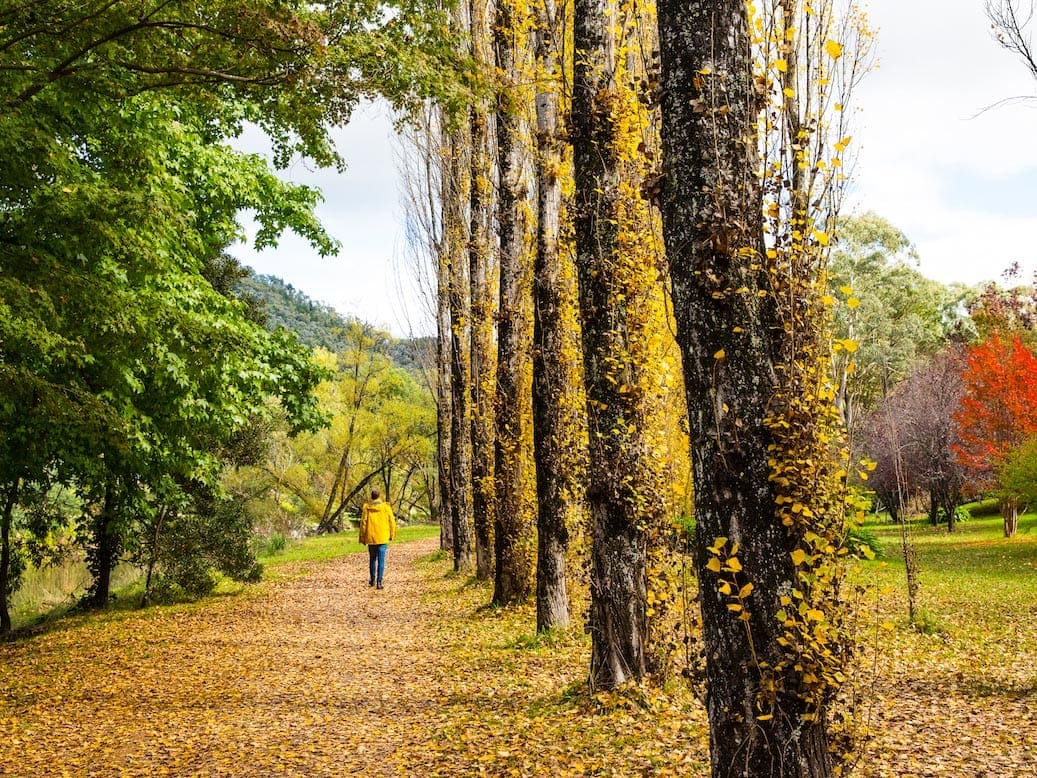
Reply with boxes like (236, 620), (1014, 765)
(469, 0), (499, 582)
(0, 479), (19, 634)
(572, 0), (648, 688)
(532, 0), (571, 632)
(658, 1), (833, 774)
(493, 0), (536, 606)
(446, 120), (476, 572)
(437, 186), (456, 554)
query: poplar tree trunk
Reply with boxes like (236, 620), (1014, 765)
(532, 0), (570, 632)
(469, 0), (498, 582)
(573, 0), (647, 688)
(657, 1), (833, 775)
(493, 0), (536, 605)
(437, 326), (455, 554)
(445, 117), (475, 572)
(436, 137), (456, 554)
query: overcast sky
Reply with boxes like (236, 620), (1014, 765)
(230, 0), (1037, 335)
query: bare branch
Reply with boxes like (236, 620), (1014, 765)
(986, 0), (1037, 84)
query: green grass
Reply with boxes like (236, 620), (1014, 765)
(865, 510), (1037, 578)
(257, 523), (441, 570)
(859, 510), (1037, 651)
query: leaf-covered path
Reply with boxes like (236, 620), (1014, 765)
(2, 537), (458, 776)
(3, 536), (1036, 776)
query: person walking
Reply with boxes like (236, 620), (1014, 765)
(359, 488), (397, 589)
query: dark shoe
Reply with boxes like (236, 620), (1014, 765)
(376, 582), (384, 590)
(368, 580), (375, 587)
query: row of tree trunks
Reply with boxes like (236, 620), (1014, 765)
(424, 0), (859, 772)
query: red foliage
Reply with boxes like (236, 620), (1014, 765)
(953, 333), (1037, 475)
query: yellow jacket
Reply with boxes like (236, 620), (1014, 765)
(359, 499), (397, 545)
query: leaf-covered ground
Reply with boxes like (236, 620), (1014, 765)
(1, 525), (1035, 776)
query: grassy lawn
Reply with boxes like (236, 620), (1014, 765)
(858, 508), (1036, 690)
(863, 510), (1037, 632)
(257, 523), (440, 570)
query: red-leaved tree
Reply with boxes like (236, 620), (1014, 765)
(953, 333), (1037, 535)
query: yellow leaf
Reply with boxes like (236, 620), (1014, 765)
(839, 285), (853, 296)
(727, 603), (743, 612)
(834, 135), (853, 152)
(846, 297), (860, 309)
(714, 349), (726, 360)
(709, 536), (728, 553)
(880, 621), (896, 631)
(774, 58), (788, 73)
(724, 557), (743, 573)
(825, 39), (843, 59)
(739, 583), (754, 599)
(706, 557), (722, 573)
(698, 66), (713, 75)
(718, 580), (733, 595)
(841, 339), (859, 353)
(820, 295), (835, 306)
(806, 609), (825, 622)
(791, 549), (807, 566)
(812, 230), (830, 246)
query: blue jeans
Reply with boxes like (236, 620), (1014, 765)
(368, 543), (388, 585)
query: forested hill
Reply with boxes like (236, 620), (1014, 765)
(237, 273), (432, 373)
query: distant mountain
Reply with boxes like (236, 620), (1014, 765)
(236, 273), (432, 374)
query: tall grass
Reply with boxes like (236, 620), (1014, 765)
(11, 558), (141, 629)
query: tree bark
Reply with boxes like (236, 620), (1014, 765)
(657, 1), (833, 775)
(493, 0), (536, 605)
(532, 0), (571, 632)
(88, 479), (119, 608)
(469, 0), (499, 582)
(573, 0), (647, 687)
(0, 479), (19, 634)
(437, 156), (456, 554)
(444, 108), (476, 571)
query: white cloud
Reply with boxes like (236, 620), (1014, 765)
(231, 0), (1037, 334)
(229, 104), (414, 335)
(851, 0), (1037, 284)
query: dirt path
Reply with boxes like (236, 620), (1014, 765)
(3, 538), (1035, 777)
(1, 537), (451, 777)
